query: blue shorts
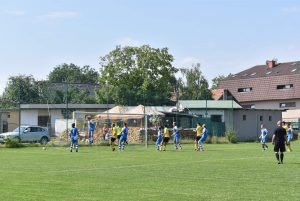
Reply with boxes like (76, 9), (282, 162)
(199, 135), (207, 142)
(261, 137), (266, 143)
(120, 136), (127, 143)
(174, 135), (180, 143)
(287, 135), (293, 142)
(71, 137), (78, 144)
(156, 136), (163, 145)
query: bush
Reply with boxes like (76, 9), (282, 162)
(4, 138), (24, 148)
(206, 135), (229, 144)
(225, 130), (237, 143)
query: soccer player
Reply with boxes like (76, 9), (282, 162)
(286, 124), (293, 152)
(198, 124), (208, 151)
(110, 123), (117, 151)
(259, 124), (268, 151)
(161, 125), (170, 151)
(70, 123), (79, 152)
(272, 120), (287, 164)
(156, 126), (163, 150)
(195, 122), (202, 151)
(88, 118), (95, 145)
(116, 124), (122, 144)
(118, 123), (128, 151)
(102, 124), (108, 141)
(173, 122), (182, 150)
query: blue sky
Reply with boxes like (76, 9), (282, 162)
(1, 0), (300, 93)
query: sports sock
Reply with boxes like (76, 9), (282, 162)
(275, 152), (279, 162)
(280, 153), (284, 163)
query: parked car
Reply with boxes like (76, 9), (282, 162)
(0, 126), (50, 145)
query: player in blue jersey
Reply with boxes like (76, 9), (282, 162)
(259, 124), (268, 151)
(286, 124), (293, 152)
(156, 126), (163, 150)
(118, 123), (128, 151)
(173, 122), (182, 150)
(198, 124), (208, 151)
(88, 118), (95, 145)
(70, 123), (79, 152)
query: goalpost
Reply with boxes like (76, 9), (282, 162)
(72, 111), (149, 147)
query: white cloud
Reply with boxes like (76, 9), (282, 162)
(3, 10), (25, 16)
(116, 37), (141, 47)
(281, 6), (300, 14)
(38, 11), (79, 20)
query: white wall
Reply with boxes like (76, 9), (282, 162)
(21, 110), (38, 125)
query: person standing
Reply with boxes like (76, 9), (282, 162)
(160, 125), (170, 151)
(173, 122), (182, 150)
(70, 123), (79, 152)
(198, 124), (208, 151)
(102, 124), (108, 141)
(118, 123), (128, 151)
(116, 123), (121, 145)
(88, 118), (95, 145)
(259, 124), (268, 151)
(110, 123), (117, 151)
(272, 120), (287, 164)
(286, 124), (293, 152)
(195, 123), (202, 151)
(156, 126), (163, 151)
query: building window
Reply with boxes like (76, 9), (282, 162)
(7, 114), (10, 118)
(243, 104), (255, 109)
(277, 84), (293, 90)
(238, 87), (252, 93)
(211, 115), (222, 122)
(269, 116), (272, 121)
(260, 116), (263, 121)
(279, 102), (296, 108)
(38, 116), (50, 127)
(242, 115), (246, 121)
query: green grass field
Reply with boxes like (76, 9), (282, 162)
(1, 141), (300, 201)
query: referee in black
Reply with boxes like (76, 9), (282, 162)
(272, 120), (287, 164)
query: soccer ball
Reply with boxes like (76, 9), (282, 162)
(43, 147), (47, 150)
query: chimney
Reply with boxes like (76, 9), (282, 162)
(266, 59), (277, 68)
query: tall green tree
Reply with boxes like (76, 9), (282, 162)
(96, 45), (178, 105)
(0, 75), (40, 108)
(48, 63), (99, 84)
(179, 63), (212, 100)
(211, 75), (226, 90)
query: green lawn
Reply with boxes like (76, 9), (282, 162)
(1, 141), (300, 201)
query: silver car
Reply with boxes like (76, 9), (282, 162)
(0, 126), (50, 145)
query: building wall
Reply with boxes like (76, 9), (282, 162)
(7, 110), (19, 132)
(21, 110), (38, 125)
(240, 99), (300, 110)
(233, 110), (282, 141)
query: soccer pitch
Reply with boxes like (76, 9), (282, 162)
(1, 142), (300, 201)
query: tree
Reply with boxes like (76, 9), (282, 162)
(0, 75), (40, 108)
(179, 63), (212, 100)
(48, 63), (99, 84)
(96, 45), (178, 105)
(211, 75), (226, 90)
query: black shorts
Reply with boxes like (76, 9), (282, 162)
(274, 142), (286, 152)
(196, 136), (201, 141)
(117, 135), (121, 139)
(163, 137), (170, 143)
(111, 137), (116, 142)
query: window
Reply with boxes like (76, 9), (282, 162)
(211, 115), (222, 122)
(269, 116), (272, 121)
(242, 73), (248, 77)
(242, 115), (246, 121)
(238, 87), (252, 92)
(279, 102), (296, 108)
(243, 104), (255, 109)
(277, 84), (293, 90)
(266, 71), (272, 75)
(291, 68), (298, 72)
(260, 116), (263, 121)
(7, 114), (10, 118)
(38, 116), (50, 127)
(250, 72), (257, 76)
